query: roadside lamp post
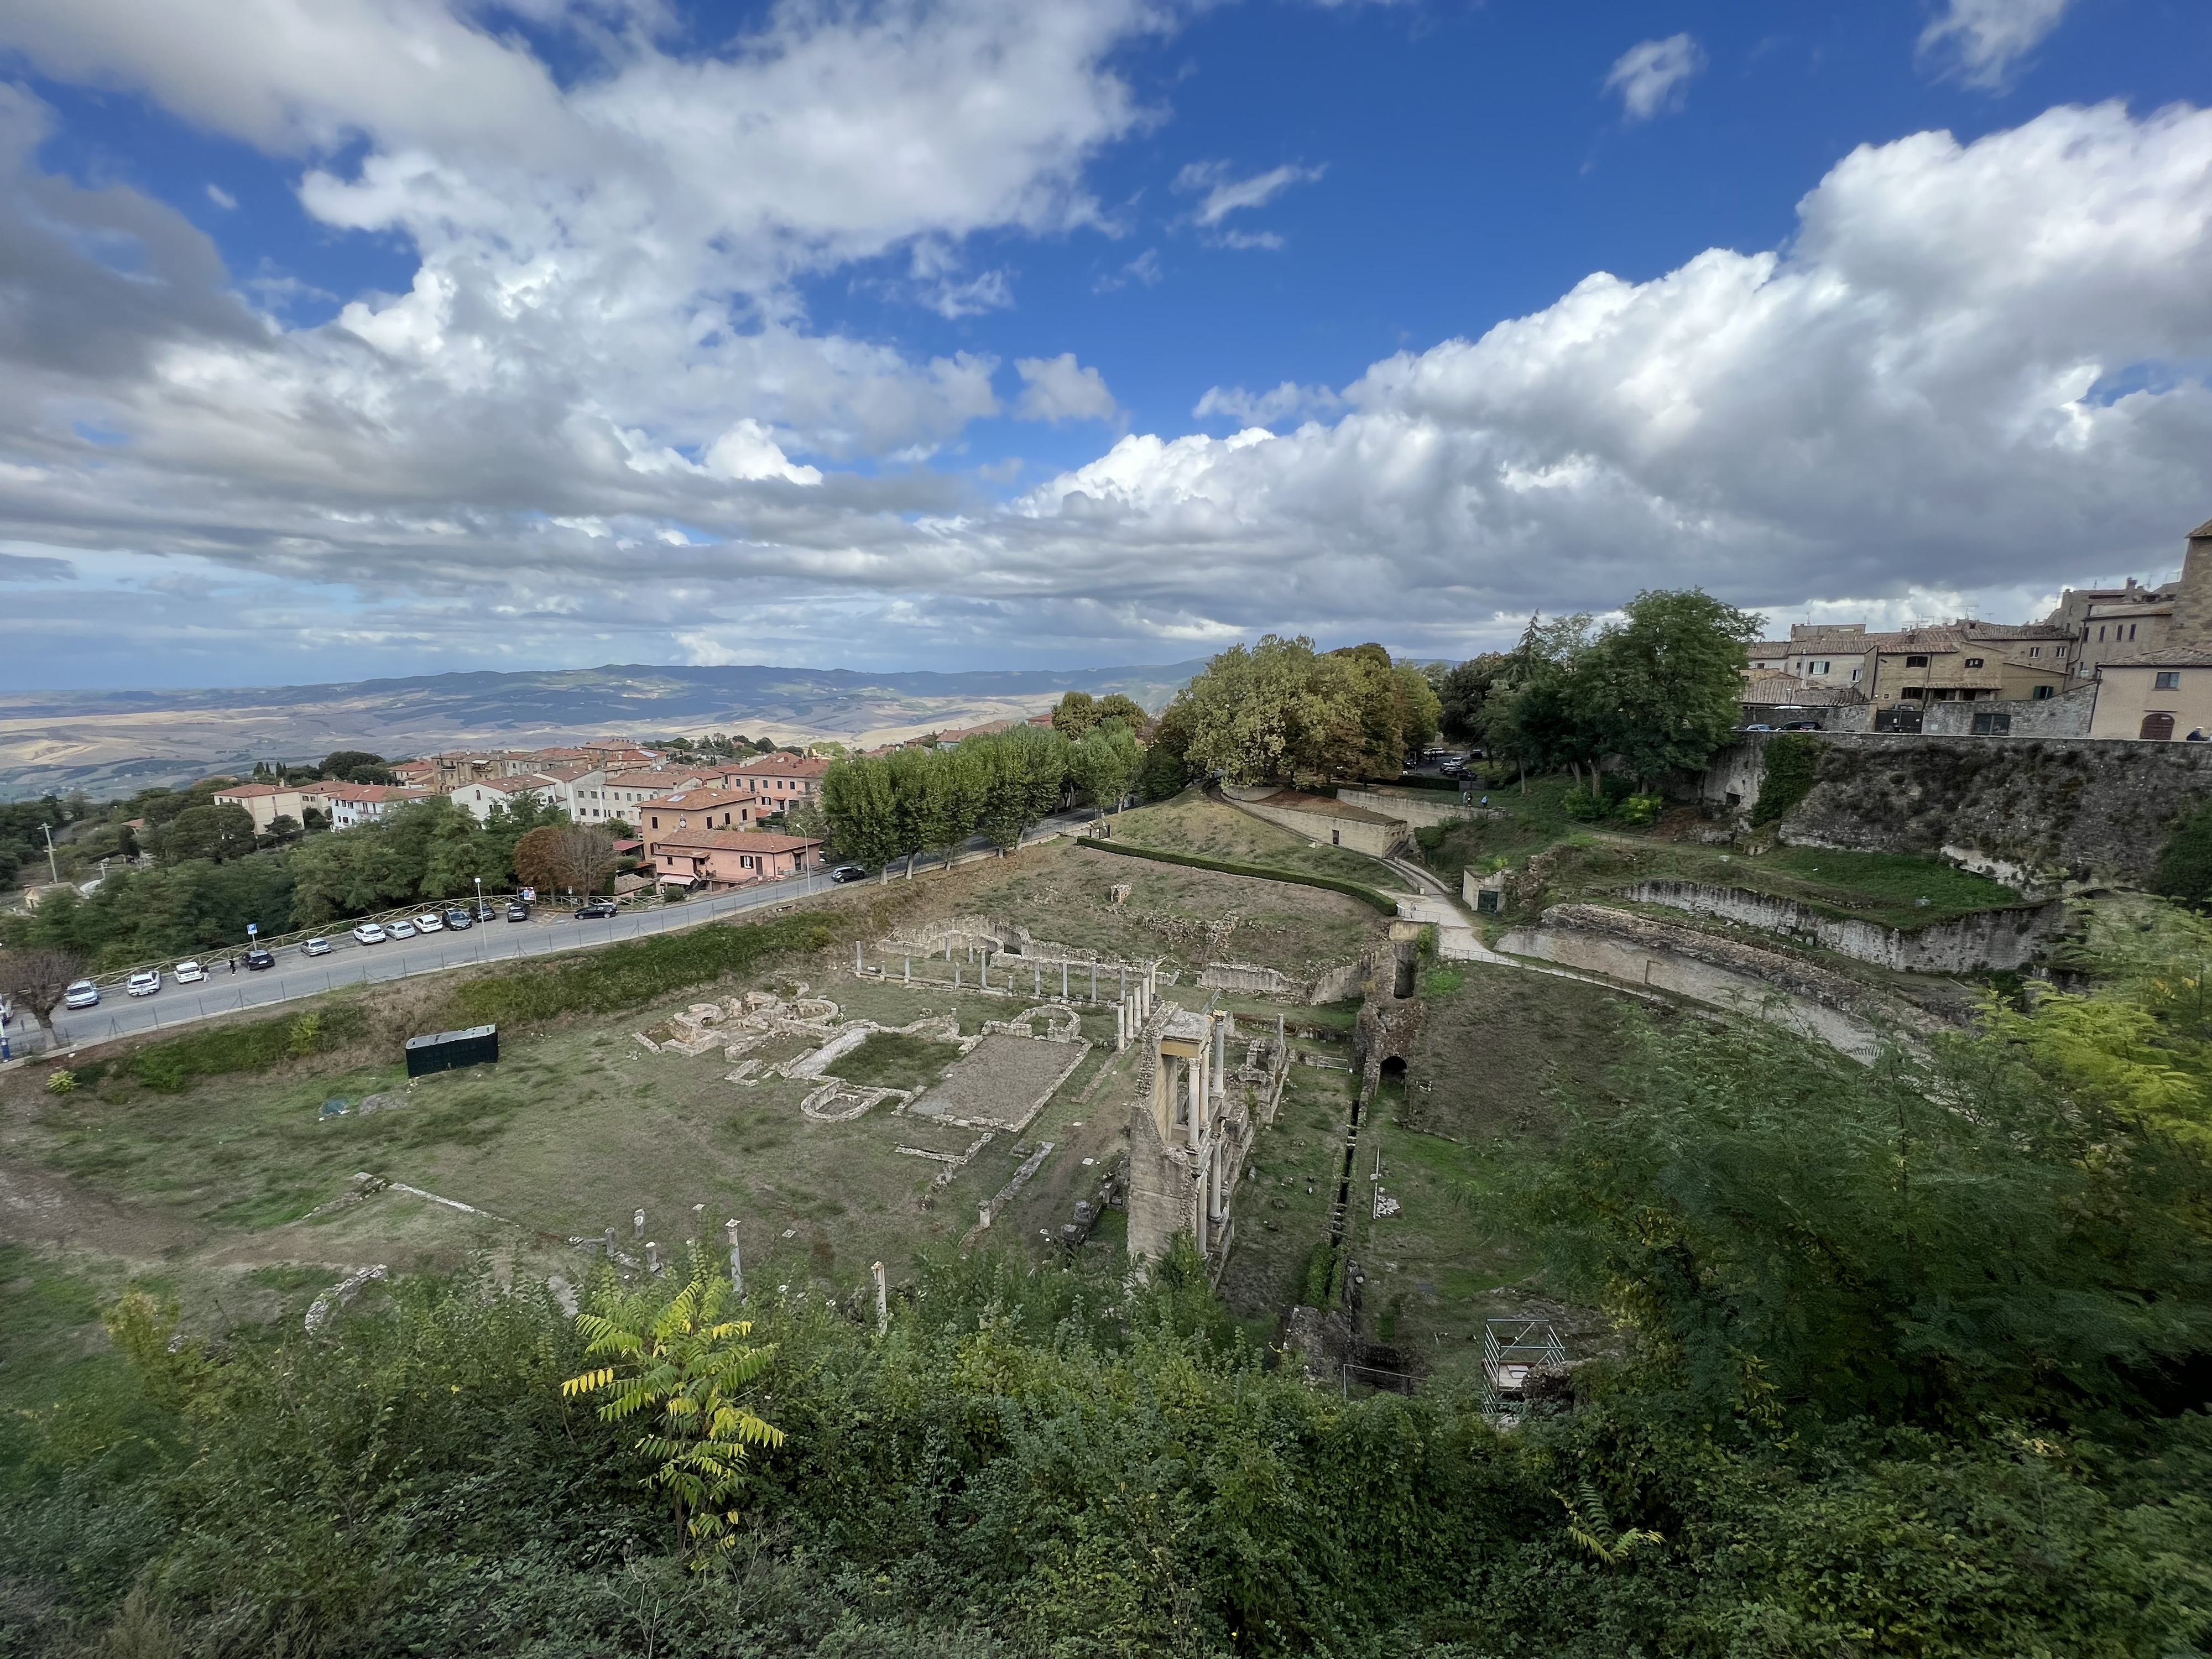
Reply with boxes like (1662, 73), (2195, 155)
(474, 874), (483, 917)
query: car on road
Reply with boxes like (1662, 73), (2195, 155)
(443, 907), (473, 930)
(830, 864), (868, 883)
(128, 969), (162, 998)
(1738, 722), (1777, 733)
(505, 901), (530, 921)
(244, 948), (275, 971)
(174, 959), (206, 983)
(414, 912), (444, 932)
(302, 937), (332, 957)
(389, 920), (419, 938)
(65, 979), (100, 1009)
(1778, 720), (1823, 732)
(352, 922), (388, 945)
(573, 900), (619, 919)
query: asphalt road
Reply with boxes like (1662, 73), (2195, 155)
(7, 811), (1103, 1058)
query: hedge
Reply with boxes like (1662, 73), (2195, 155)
(1074, 837), (1401, 915)
(129, 1001), (372, 1093)
(444, 911), (834, 1027)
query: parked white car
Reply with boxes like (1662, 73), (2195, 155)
(174, 960), (206, 983)
(352, 922), (388, 945)
(389, 919), (418, 939)
(65, 979), (100, 1009)
(127, 969), (162, 998)
(413, 912), (444, 932)
(302, 937), (332, 957)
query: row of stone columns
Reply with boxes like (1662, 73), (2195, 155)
(1114, 965), (1159, 1049)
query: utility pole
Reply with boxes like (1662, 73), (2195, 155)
(43, 824), (59, 885)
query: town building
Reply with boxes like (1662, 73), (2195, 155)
(211, 782), (311, 834)
(719, 752), (831, 808)
(2088, 650), (2212, 742)
(645, 830), (822, 891)
(638, 787), (763, 842)
(301, 782), (433, 829)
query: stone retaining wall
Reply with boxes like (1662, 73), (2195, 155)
(1623, 880), (2069, 971)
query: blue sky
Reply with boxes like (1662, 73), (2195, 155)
(1, 0), (2209, 688)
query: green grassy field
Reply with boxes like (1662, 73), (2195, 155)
(1106, 791), (1413, 889)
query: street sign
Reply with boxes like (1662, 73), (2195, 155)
(247, 923), (259, 938)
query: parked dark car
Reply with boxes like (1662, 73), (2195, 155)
(476, 904), (498, 922)
(830, 864), (868, 883)
(1778, 720), (1824, 732)
(574, 900), (619, 919)
(243, 947), (275, 971)
(443, 907), (473, 929)
(505, 902), (530, 922)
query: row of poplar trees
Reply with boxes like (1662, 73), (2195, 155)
(818, 697), (1146, 874)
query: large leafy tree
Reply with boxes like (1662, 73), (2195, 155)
(1574, 588), (1763, 787)
(1180, 635), (1360, 786)
(1480, 613), (1597, 786)
(1067, 723), (1141, 810)
(515, 824), (617, 898)
(820, 754), (902, 872)
(154, 804), (256, 866)
(0, 945), (86, 1035)
(1435, 651), (1509, 742)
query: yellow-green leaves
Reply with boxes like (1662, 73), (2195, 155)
(562, 1266), (784, 1562)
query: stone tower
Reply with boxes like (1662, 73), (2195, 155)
(2167, 517), (2212, 651)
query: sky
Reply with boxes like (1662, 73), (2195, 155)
(0, 0), (2209, 690)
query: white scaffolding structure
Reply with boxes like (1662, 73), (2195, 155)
(1481, 1317), (1566, 1426)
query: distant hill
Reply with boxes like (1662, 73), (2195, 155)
(0, 660), (1208, 800)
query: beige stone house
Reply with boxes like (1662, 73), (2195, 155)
(2088, 650), (2212, 742)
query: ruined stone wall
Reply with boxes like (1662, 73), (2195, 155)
(1624, 880), (2070, 971)
(1700, 732), (2212, 883)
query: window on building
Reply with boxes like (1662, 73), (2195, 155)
(2099, 626), (2107, 640)
(2028, 646), (2040, 657)
(2130, 624), (2138, 640)
(1905, 654), (1929, 667)
(1850, 668), (1861, 681)
(1901, 687), (1925, 698)
(1964, 657), (1984, 668)
(2032, 685), (2054, 700)
(2156, 671), (2182, 690)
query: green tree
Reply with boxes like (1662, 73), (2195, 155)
(1480, 613), (1597, 787)
(565, 1264), (784, 1560)
(320, 750), (395, 785)
(1049, 691), (1099, 740)
(2153, 797), (2212, 906)
(1092, 692), (1147, 733)
(1574, 588), (1764, 787)
(1436, 651), (1508, 742)
(1180, 635), (1365, 786)
(1134, 699), (1194, 800)
(1067, 723), (1142, 811)
(820, 754), (902, 872)
(154, 804), (256, 865)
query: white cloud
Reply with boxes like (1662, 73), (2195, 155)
(1094, 247), (1162, 292)
(1918, 0), (2073, 91)
(1191, 380), (1343, 426)
(1172, 159), (1323, 243)
(1604, 34), (1705, 123)
(204, 182), (236, 209)
(0, 16), (2208, 685)
(1015, 353), (1119, 424)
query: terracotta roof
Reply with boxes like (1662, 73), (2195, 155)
(311, 783), (431, 803)
(649, 830), (822, 853)
(2188, 516), (2212, 539)
(461, 774), (556, 794)
(734, 752), (832, 776)
(213, 783), (288, 799)
(1742, 679), (1867, 707)
(640, 787), (758, 811)
(1953, 619), (2074, 639)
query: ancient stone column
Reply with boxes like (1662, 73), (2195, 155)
(633, 1208), (645, 1239)
(726, 1219), (743, 1295)
(645, 1241), (660, 1274)
(872, 1260), (888, 1335)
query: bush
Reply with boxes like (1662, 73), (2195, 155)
(444, 912), (833, 1027)
(1078, 837), (1400, 914)
(127, 1001), (371, 1092)
(1615, 792), (1663, 826)
(2153, 796), (2212, 905)
(1561, 789), (1609, 821)
(1751, 732), (1823, 828)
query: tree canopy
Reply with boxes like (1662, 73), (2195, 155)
(1173, 635), (1441, 786)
